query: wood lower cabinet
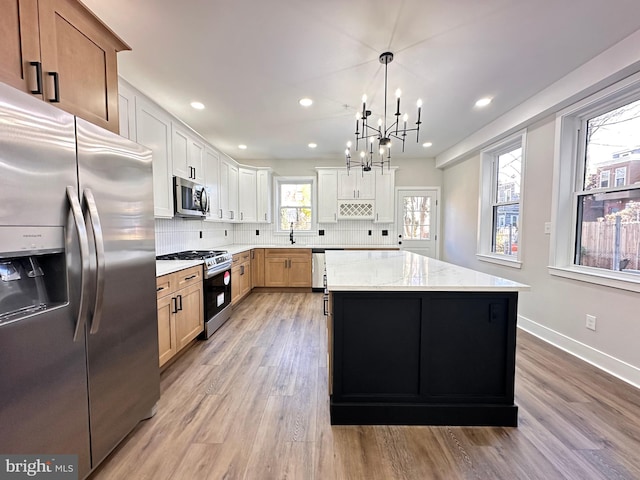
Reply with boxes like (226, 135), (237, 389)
(231, 251), (251, 305)
(156, 265), (204, 367)
(251, 248), (265, 287)
(0, 0), (129, 133)
(264, 248), (311, 287)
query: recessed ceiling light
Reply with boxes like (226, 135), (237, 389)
(475, 97), (492, 108)
(238, 144), (247, 150)
(299, 98), (313, 107)
(190, 101), (205, 110)
(422, 142), (433, 148)
(308, 143), (317, 149)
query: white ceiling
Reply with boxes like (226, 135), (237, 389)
(83, 0), (640, 163)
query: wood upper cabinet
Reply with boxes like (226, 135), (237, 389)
(264, 248), (311, 287)
(0, 0), (41, 95)
(0, 0), (129, 133)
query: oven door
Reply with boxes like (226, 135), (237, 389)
(202, 267), (231, 337)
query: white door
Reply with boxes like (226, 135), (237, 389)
(396, 188), (439, 258)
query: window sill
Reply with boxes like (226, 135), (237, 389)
(476, 253), (522, 269)
(548, 265), (640, 293)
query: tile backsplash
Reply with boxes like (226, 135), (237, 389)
(155, 218), (397, 254)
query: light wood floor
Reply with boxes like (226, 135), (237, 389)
(90, 292), (640, 480)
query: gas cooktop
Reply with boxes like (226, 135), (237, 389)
(156, 250), (232, 272)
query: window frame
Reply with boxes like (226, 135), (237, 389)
(477, 130), (526, 268)
(274, 176), (316, 234)
(550, 72), (640, 292)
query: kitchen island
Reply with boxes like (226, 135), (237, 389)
(324, 250), (529, 427)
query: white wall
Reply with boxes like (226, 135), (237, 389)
(442, 111), (640, 387)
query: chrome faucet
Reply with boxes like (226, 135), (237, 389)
(289, 222), (295, 245)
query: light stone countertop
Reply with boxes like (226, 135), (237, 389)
(325, 250), (530, 292)
(156, 259), (203, 277)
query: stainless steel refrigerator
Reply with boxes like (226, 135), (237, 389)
(0, 83), (160, 478)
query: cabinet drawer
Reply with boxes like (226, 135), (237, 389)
(233, 251), (251, 264)
(264, 248), (311, 259)
(175, 265), (203, 289)
(156, 273), (175, 299)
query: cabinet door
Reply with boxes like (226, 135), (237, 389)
(241, 262), (252, 297)
(337, 169), (358, 199)
(118, 79), (136, 140)
(228, 162), (239, 220)
(175, 283), (203, 350)
(38, 0), (127, 133)
(189, 137), (204, 183)
(157, 295), (176, 367)
(238, 167), (257, 222)
(0, 0), (41, 96)
(231, 263), (242, 304)
(374, 169), (396, 223)
(264, 256), (288, 287)
(317, 169), (338, 223)
(135, 96), (173, 218)
(256, 169), (271, 223)
(251, 249), (265, 288)
(204, 147), (221, 220)
(357, 171), (376, 199)
(171, 124), (189, 179)
(289, 256), (312, 287)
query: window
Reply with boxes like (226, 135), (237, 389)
(551, 73), (640, 292)
(275, 177), (315, 232)
(477, 131), (526, 268)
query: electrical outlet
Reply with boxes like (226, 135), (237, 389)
(586, 314), (596, 331)
(224, 230), (227, 237)
(319, 230), (325, 236)
(255, 229), (260, 236)
(199, 231), (203, 239)
(368, 230), (372, 236)
(382, 230), (388, 236)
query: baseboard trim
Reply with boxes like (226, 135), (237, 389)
(518, 315), (640, 389)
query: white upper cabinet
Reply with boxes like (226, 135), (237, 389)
(337, 169), (375, 199)
(256, 168), (272, 223)
(374, 168), (396, 223)
(203, 146), (221, 221)
(118, 80), (136, 141)
(220, 155), (239, 221)
(172, 122), (204, 183)
(134, 95), (173, 218)
(238, 167), (257, 222)
(317, 168), (338, 223)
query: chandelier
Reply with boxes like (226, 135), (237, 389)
(345, 52), (422, 173)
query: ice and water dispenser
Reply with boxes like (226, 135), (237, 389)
(0, 226), (67, 325)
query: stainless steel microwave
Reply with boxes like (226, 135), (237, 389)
(174, 176), (209, 218)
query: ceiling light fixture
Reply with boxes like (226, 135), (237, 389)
(308, 143), (317, 148)
(345, 52), (422, 173)
(475, 97), (492, 108)
(422, 142), (433, 148)
(299, 98), (313, 107)
(190, 101), (205, 110)
(238, 144), (247, 150)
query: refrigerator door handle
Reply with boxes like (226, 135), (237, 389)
(84, 188), (106, 335)
(66, 186), (91, 342)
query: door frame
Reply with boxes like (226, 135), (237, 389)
(395, 186), (441, 259)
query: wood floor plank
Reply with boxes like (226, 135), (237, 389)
(90, 292), (640, 480)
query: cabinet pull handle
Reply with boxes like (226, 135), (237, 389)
(219, 208), (223, 219)
(184, 274), (197, 280)
(48, 72), (60, 103)
(29, 61), (42, 94)
(192, 167), (196, 179)
(241, 212), (243, 221)
(156, 286), (164, 292)
(353, 189), (356, 198)
(177, 294), (183, 311)
(323, 294), (329, 316)
(264, 213), (267, 221)
(171, 297), (178, 314)
(240, 265), (245, 275)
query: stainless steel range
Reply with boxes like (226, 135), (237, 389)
(157, 250), (233, 338)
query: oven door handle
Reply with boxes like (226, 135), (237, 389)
(204, 265), (232, 280)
